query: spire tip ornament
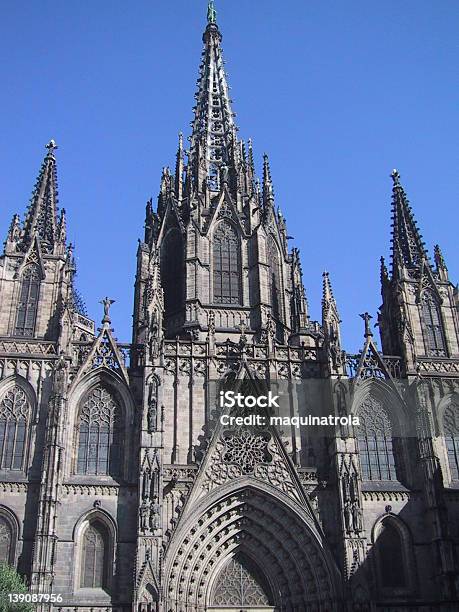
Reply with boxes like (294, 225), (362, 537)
(45, 140), (58, 155)
(360, 312), (373, 338)
(100, 297), (115, 324)
(207, 0), (217, 24)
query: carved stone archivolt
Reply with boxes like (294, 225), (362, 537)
(164, 489), (338, 610)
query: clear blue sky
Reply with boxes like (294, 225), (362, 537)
(1, 1), (457, 352)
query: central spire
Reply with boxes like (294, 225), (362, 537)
(187, 1), (239, 194)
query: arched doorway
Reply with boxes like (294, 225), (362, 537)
(164, 485), (339, 611)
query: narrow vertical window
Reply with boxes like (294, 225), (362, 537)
(80, 521), (108, 588)
(0, 517), (12, 564)
(444, 400), (459, 480)
(160, 229), (183, 317)
(213, 221), (241, 305)
(377, 520), (406, 589)
(0, 386), (30, 471)
(76, 387), (121, 477)
(356, 397), (396, 480)
(267, 237), (282, 321)
(421, 290), (446, 356)
(14, 265), (41, 337)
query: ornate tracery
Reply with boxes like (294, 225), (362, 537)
(76, 387), (121, 477)
(0, 516), (13, 564)
(211, 554), (272, 607)
(421, 290), (446, 356)
(80, 521), (108, 589)
(14, 265), (41, 337)
(356, 397), (396, 480)
(213, 221), (241, 304)
(0, 385), (31, 471)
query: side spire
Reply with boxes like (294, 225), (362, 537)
(390, 169), (428, 275)
(262, 153), (275, 207)
(322, 271), (343, 372)
(21, 140), (60, 254)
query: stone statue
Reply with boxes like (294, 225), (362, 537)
(140, 502), (149, 532)
(149, 311), (160, 359)
(149, 495), (160, 531)
(100, 297), (115, 323)
(147, 399), (157, 433)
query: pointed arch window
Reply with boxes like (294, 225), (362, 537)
(421, 291), (446, 356)
(376, 519), (407, 589)
(0, 386), (31, 471)
(0, 517), (13, 564)
(211, 553), (273, 607)
(443, 399), (459, 480)
(80, 521), (108, 589)
(14, 265), (41, 337)
(213, 221), (241, 305)
(76, 387), (121, 477)
(160, 228), (183, 317)
(267, 237), (282, 321)
(356, 397), (396, 480)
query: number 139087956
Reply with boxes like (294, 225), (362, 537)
(8, 593), (63, 603)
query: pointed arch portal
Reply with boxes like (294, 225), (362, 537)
(164, 486), (339, 611)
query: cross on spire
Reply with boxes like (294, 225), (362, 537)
(45, 139), (58, 156)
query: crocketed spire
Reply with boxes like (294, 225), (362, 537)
(20, 140), (60, 254)
(187, 2), (239, 194)
(390, 169), (428, 275)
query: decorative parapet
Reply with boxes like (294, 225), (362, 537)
(345, 353), (403, 379)
(0, 338), (58, 357)
(414, 357), (459, 377)
(163, 464), (198, 484)
(73, 313), (95, 334)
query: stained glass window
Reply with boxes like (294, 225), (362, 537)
(444, 400), (459, 480)
(213, 221), (241, 305)
(161, 229), (183, 317)
(80, 521), (108, 588)
(0, 517), (12, 564)
(212, 554), (272, 607)
(421, 291), (446, 357)
(0, 386), (30, 471)
(14, 265), (41, 337)
(356, 397), (396, 480)
(76, 387), (121, 477)
(377, 521), (406, 589)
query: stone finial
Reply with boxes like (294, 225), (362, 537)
(359, 312), (373, 338)
(100, 297), (115, 324)
(45, 139), (58, 155)
(207, 0), (217, 24)
(390, 168), (400, 184)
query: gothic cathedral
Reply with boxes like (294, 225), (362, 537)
(1, 5), (458, 612)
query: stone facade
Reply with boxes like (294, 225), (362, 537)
(1, 6), (459, 612)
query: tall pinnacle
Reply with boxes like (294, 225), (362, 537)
(188, 1), (238, 194)
(390, 169), (428, 275)
(21, 140), (60, 254)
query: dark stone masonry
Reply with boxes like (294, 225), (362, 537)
(1, 4), (458, 611)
